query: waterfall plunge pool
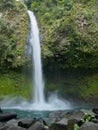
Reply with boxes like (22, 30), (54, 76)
(3, 106), (92, 118)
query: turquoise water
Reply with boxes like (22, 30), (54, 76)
(3, 109), (52, 118)
(3, 106), (92, 118)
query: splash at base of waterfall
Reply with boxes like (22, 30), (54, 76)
(0, 94), (71, 111)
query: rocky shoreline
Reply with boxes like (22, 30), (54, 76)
(0, 108), (98, 130)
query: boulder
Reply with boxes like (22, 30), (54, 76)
(28, 120), (45, 130)
(66, 110), (84, 121)
(57, 118), (68, 125)
(6, 119), (18, 127)
(43, 118), (51, 126)
(91, 119), (98, 123)
(0, 112), (17, 122)
(49, 111), (66, 123)
(66, 109), (94, 121)
(18, 118), (36, 128)
(92, 108), (98, 114)
(80, 109), (95, 116)
(0, 108), (2, 113)
(6, 126), (26, 130)
(50, 118), (68, 130)
(0, 119), (18, 130)
(50, 123), (67, 130)
(0, 122), (4, 128)
(67, 119), (77, 130)
(95, 114), (98, 119)
(78, 122), (98, 130)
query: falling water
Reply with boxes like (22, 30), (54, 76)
(28, 10), (45, 103)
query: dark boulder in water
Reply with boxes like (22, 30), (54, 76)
(93, 108), (98, 114)
(18, 118), (36, 128)
(0, 108), (2, 113)
(0, 112), (17, 122)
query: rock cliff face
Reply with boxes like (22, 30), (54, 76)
(0, 0), (29, 69)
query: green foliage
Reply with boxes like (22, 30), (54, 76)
(0, 0), (29, 70)
(74, 113), (95, 130)
(0, 0), (16, 11)
(80, 73), (98, 98)
(30, 0), (98, 69)
(74, 124), (79, 130)
(82, 113), (95, 122)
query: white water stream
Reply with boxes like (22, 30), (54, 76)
(28, 10), (45, 104)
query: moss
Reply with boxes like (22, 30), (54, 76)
(0, 71), (32, 99)
(80, 73), (98, 98)
(45, 69), (98, 101)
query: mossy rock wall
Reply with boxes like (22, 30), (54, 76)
(0, 70), (32, 99)
(44, 68), (98, 105)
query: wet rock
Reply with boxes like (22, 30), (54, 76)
(66, 109), (94, 121)
(80, 109), (95, 116)
(0, 119), (18, 130)
(6, 126), (26, 130)
(78, 122), (98, 130)
(0, 112), (17, 122)
(66, 110), (84, 121)
(43, 118), (51, 126)
(0, 108), (2, 113)
(67, 119), (77, 130)
(49, 111), (66, 122)
(28, 120), (44, 130)
(92, 108), (98, 114)
(95, 114), (98, 119)
(6, 119), (18, 126)
(18, 118), (36, 128)
(50, 123), (67, 130)
(43, 125), (49, 130)
(50, 118), (68, 130)
(0, 122), (4, 128)
(57, 118), (68, 125)
(91, 119), (98, 123)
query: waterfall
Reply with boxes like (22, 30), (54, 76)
(28, 10), (45, 104)
(0, 10), (71, 111)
